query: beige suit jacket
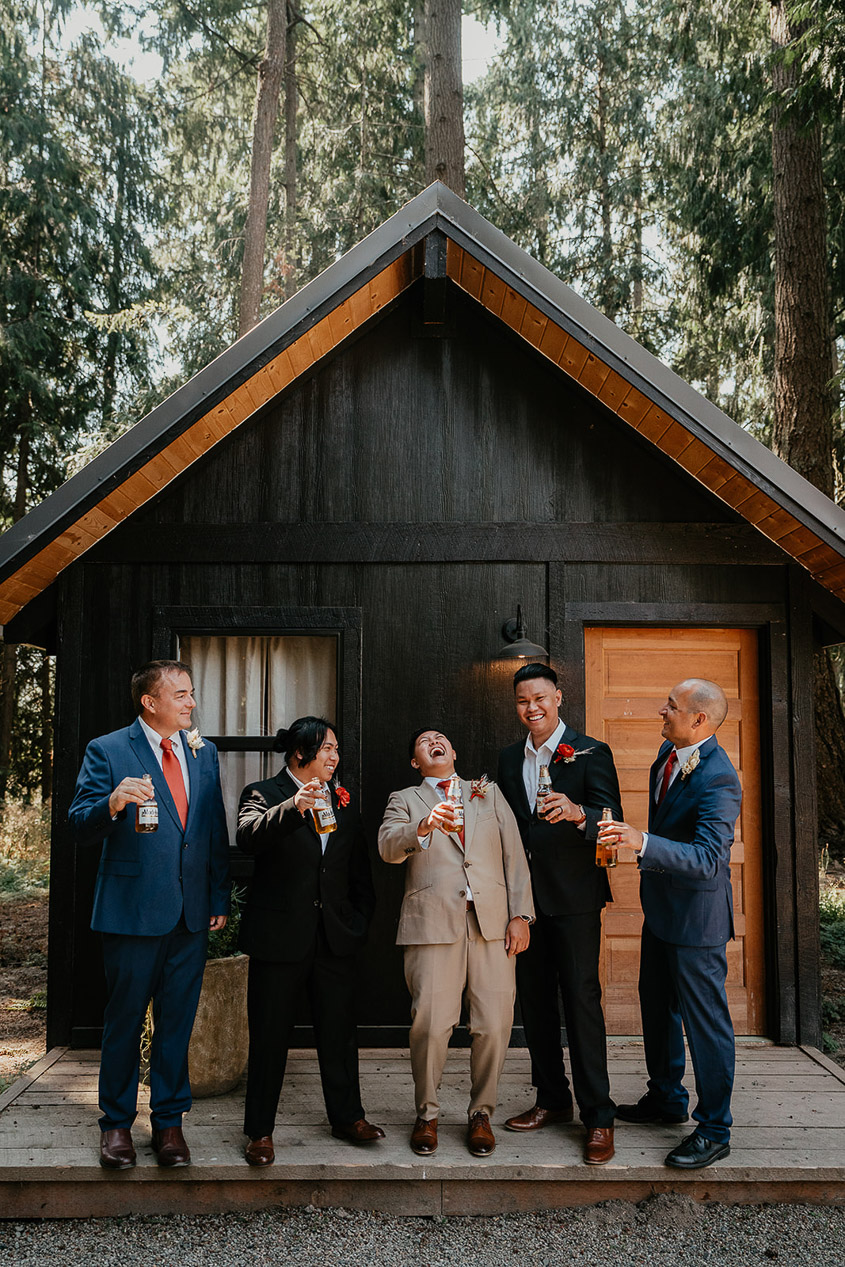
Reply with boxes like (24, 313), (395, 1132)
(378, 779), (534, 945)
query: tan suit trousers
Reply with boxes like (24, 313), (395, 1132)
(404, 907), (517, 1120)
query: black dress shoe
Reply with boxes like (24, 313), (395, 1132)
(665, 1130), (730, 1169)
(616, 1096), (689, 1124)
(99, 1128), (136, 1169)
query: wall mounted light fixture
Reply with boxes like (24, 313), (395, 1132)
(497, 605), (549, 661)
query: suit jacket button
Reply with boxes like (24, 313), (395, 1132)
(459, 890), (466, 898)
(464, 861), (472, 868)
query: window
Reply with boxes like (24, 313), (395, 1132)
(152, 605), (362, 842)
(178, 634), (337, 835)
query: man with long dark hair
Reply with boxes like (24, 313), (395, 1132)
(236, 716), (383, 1165)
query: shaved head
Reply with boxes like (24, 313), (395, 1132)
(675, 679), (728, 729)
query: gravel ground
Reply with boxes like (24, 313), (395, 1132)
(0, 1199), (842, 1267)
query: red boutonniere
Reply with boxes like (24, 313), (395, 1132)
(470, 774), (490, 800)
(335, 785), (350, 808)
(553, 743), (595, 764)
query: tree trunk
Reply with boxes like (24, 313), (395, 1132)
(424, 0), (465, 196)
(0, 430), (29, 801)
(770, 2), (844, 851)
(596, 35), (616, 321)
(770, 1), (834, 494)
(283, 8), (298, 298)
(238, 0), (287, 337)
(40, 651), (53, 802)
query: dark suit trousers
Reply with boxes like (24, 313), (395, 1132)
(516, 909), (615, 1128)
(99, 917), (207, 1131)
(243, 926), (364, 1138)
(639, 922), (734, 1143)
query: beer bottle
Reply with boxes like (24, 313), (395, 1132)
(596, 807), (618, 868)
(136, 775), (158, 833)
(536, 764), (552, 817)
(446, 774), (464, 833)
(311, 787), (338, 835)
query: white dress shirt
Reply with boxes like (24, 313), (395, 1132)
(286, 766), (332, 854)
(522, 718), (587, 832)
(139, 715), (190, 806)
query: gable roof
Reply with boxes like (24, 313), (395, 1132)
(2, 181), (845, 628)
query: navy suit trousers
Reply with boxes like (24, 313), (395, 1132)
(639, 922), (734, 1143)
(99, 917), (207, 1131)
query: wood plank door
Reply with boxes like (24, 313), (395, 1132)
(584, 626), (765, 1035)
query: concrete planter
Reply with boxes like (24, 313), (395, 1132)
(188, 953), (249, 1098)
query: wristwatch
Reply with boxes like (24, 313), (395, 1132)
(517, 914), (534, 924)
(573, 805), (587, 826)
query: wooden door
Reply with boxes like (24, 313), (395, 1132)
(584, 627), (765, 1035)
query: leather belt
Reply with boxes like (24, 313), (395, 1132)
(466, 900), (475, 912)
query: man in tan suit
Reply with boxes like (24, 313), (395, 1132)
(378, 728), (534, 1157)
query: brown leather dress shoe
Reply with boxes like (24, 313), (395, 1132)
(331, 1118), (386, 1144)
(504, 1104), (574, 1131)
(410, 1117), (438, 1155)
(585, 1126), (615, 1165)
(99, 1128), (136, 1169)
(151, 1125), (191, 1167)
(245, 1135), (275, 1166)
(467, 1111), (495, 1156)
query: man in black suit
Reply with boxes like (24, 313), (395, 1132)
(497, 663), (622, 1165)
(235, 716), (383, 1165)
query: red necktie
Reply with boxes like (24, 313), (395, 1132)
(437, 779), (465, 846)
(657, 750), (677, 807)
(160, 737), (188, 829)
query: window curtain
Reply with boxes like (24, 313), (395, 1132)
(179, 635), (337, 837)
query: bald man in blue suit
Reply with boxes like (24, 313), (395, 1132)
(600, 678), (742, 1170)
(70, 661), (230, 1170)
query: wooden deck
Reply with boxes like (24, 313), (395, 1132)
(2, 1040), (844, 1217)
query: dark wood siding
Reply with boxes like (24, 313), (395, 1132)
(54, 287), (814, 1045)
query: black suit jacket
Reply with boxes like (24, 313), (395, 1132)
(497, 725), (623, 917)
(236, 769), (375, 963)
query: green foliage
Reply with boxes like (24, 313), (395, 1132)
(206, 884), (245, 959)
(820, 884), (845, 968)
(0, 798), (50, 899)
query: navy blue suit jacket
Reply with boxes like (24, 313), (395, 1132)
(638, 735), (742, 948)
(69, 718), (231, 936)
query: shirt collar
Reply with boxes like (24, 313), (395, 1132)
(669, 740), (701, 767)
(525, 717), (567, 761)
(139, 715), (182, 752)
(425, 773), (459, 793)
(285, 766), (328, 793)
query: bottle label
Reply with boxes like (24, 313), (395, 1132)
(315, 805), (336, 832)
(138, 803), (158, 827)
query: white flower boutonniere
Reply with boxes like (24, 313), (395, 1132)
(470, 774), (490, 801)
(186, 728), (205, 759)
(680, 749), (700, 781)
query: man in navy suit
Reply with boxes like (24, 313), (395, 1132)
(69, 660), (230, 1170)
(601, 678), (742, 1169)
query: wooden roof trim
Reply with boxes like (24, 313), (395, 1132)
(444, 240), (844, 600)
(0, 253), (418, 626)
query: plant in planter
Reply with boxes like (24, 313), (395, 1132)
(188, 886), (249, 1098)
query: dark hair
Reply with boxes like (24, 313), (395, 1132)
(408, 727), (441, 762)
(274, 716), (336, 767)
(131, 660), (193, 714)
(512, 662), (558, 691)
